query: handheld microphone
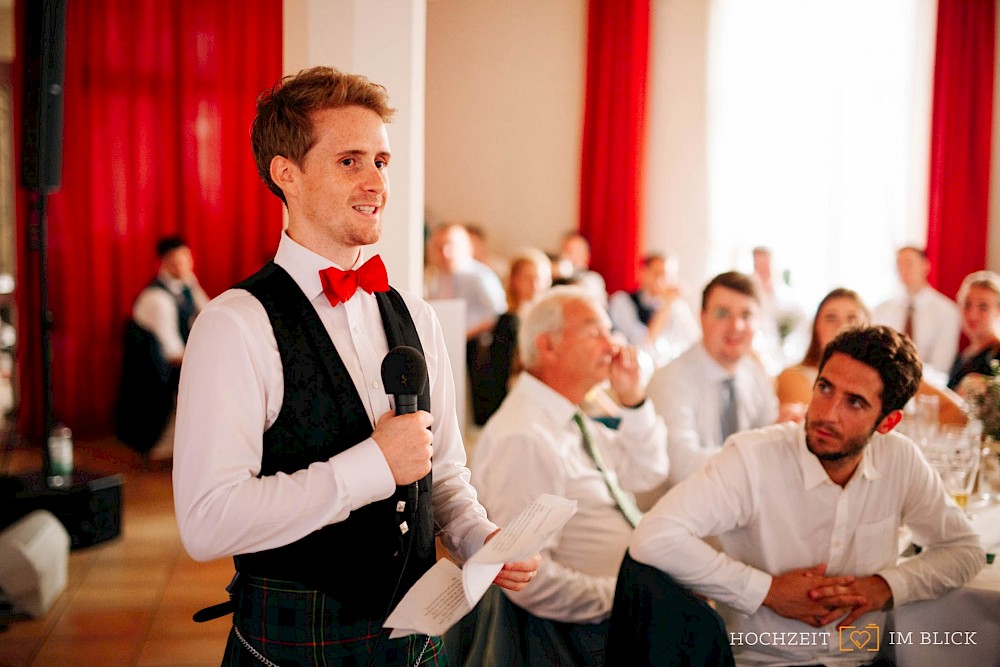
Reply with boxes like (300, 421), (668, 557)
(380, 345), (429, 520)
(380, 345), (428, 414)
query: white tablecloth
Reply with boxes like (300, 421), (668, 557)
(888, 501), (1000, 666)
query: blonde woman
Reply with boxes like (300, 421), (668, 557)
(948, 270), (1000, 392)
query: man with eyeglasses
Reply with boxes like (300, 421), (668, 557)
(647, 271), (782, 488)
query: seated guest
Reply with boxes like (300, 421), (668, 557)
(424, 223), (507, 425)
(134, 236), (209, 363)
(425, 223), (507, 338)
(873, 246), (961, 379)
(473, 248), (552, 425)
(779, 288), (967, 426)
(631, 326), (984, 666)
(559, 231), (608, 307)
(949, 270), (1000, 392)
(115, 236), (208, 458)
(472, 286), (668, 665)
(608, 253), (700, 368)
(647, 271), (779, 488)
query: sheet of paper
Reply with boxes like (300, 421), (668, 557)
(385, 493), (577, 638)
(462, 494), (578, 606)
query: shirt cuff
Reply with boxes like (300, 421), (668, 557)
(743, 568), (774, 615)
(461, 521), (502, 564)
(875, 566), (907, 607)
(618, 399), (658, 433)
(331, 437), (396, 511)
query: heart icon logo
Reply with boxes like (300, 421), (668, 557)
(850, 630), (872, 650)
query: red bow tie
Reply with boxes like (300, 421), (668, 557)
(319, 255), (389, 306)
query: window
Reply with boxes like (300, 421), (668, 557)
(706, 0), (937, 310)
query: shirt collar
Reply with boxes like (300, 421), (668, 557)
(156, 270), (187, 294)
(796, 423), (883, 489)
(273, 232), (368, 302)
(518, 372), (582, 428)
(695, 342), (737, 383)
(909, 285), (933, 305)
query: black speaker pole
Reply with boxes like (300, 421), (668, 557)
(22, 0), (66, 473)
(41, 195), (52, 468)
(26, 190), (53, 475)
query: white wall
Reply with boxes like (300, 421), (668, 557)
(644, 0), (712, 305)
(283, 0), (426, 294)
(425, 0), (587, 262)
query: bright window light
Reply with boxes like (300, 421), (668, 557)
(706, 0), (937, 312)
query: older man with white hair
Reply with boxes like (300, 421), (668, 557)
(471, 286), (668, 665)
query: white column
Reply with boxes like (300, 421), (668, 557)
(283, 0), (426, 294)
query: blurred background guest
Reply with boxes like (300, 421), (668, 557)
(472, 248), (552, 425)
(949, 270), (1000, 393)
(776, 288), (868, 411)
(874, 246), (961, 381)
(647, 271), (779, 490)
(425, 223), (507, 339)
(779, 287), (966, 426)
(425, 223), (507, 427)
(559, 231), (608, 308)
(609, 252), (699, 369)
(114, 236), (208, 461)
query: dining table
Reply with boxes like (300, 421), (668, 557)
(885, 498), (1000, 666)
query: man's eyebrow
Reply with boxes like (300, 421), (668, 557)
(336, 149), (392, 158)
(846, 392), (872, 408)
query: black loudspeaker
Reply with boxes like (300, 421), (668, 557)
(21, 0), (67, 192)
(0, 471), (123, 550)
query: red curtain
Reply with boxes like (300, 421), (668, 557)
(578, 0), (650, 295)
(926, 0), (995, 298)
(14, 0), (284, 439)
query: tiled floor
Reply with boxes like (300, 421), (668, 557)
(0, 439), (234, 667)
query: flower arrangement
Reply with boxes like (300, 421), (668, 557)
(957, 359), (1000, 440)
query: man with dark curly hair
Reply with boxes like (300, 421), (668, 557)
(619, 325), (984, 666)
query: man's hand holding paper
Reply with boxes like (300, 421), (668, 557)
(385, 494), (576, 638)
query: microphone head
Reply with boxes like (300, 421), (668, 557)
(381, 345), (428, 395)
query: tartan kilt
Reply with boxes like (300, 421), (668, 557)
(220, 575), (447, 666)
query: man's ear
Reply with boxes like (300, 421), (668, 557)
(535, 332), (556, 363)
(875, 409), (903, 434)
(270, 155), (298, 200)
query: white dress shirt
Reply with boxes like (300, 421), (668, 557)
(132, 270), (209, 361)
(424, 259), (507, 335)
(471, 373), (668, 624)
(647, 342), (778, 487)
(608, 290), (700, 367)
(631, 422), (984, 666)
(173, 232), (497, 564)
(872, 286), (961, 377)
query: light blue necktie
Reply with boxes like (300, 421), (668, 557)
(721, 377), (739, 442)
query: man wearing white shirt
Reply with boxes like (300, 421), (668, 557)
(873, 246), (960, 379)
(117, 236), (209, 458)
(630, 326), (984, 666)
(171, 66), (537, 665)
(646, 271), (779, 488)
(608, 253), (700, 368)
(424, 223), (507, 340)
(472, 287), (668, 664)
(132, 236), (209, 364)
